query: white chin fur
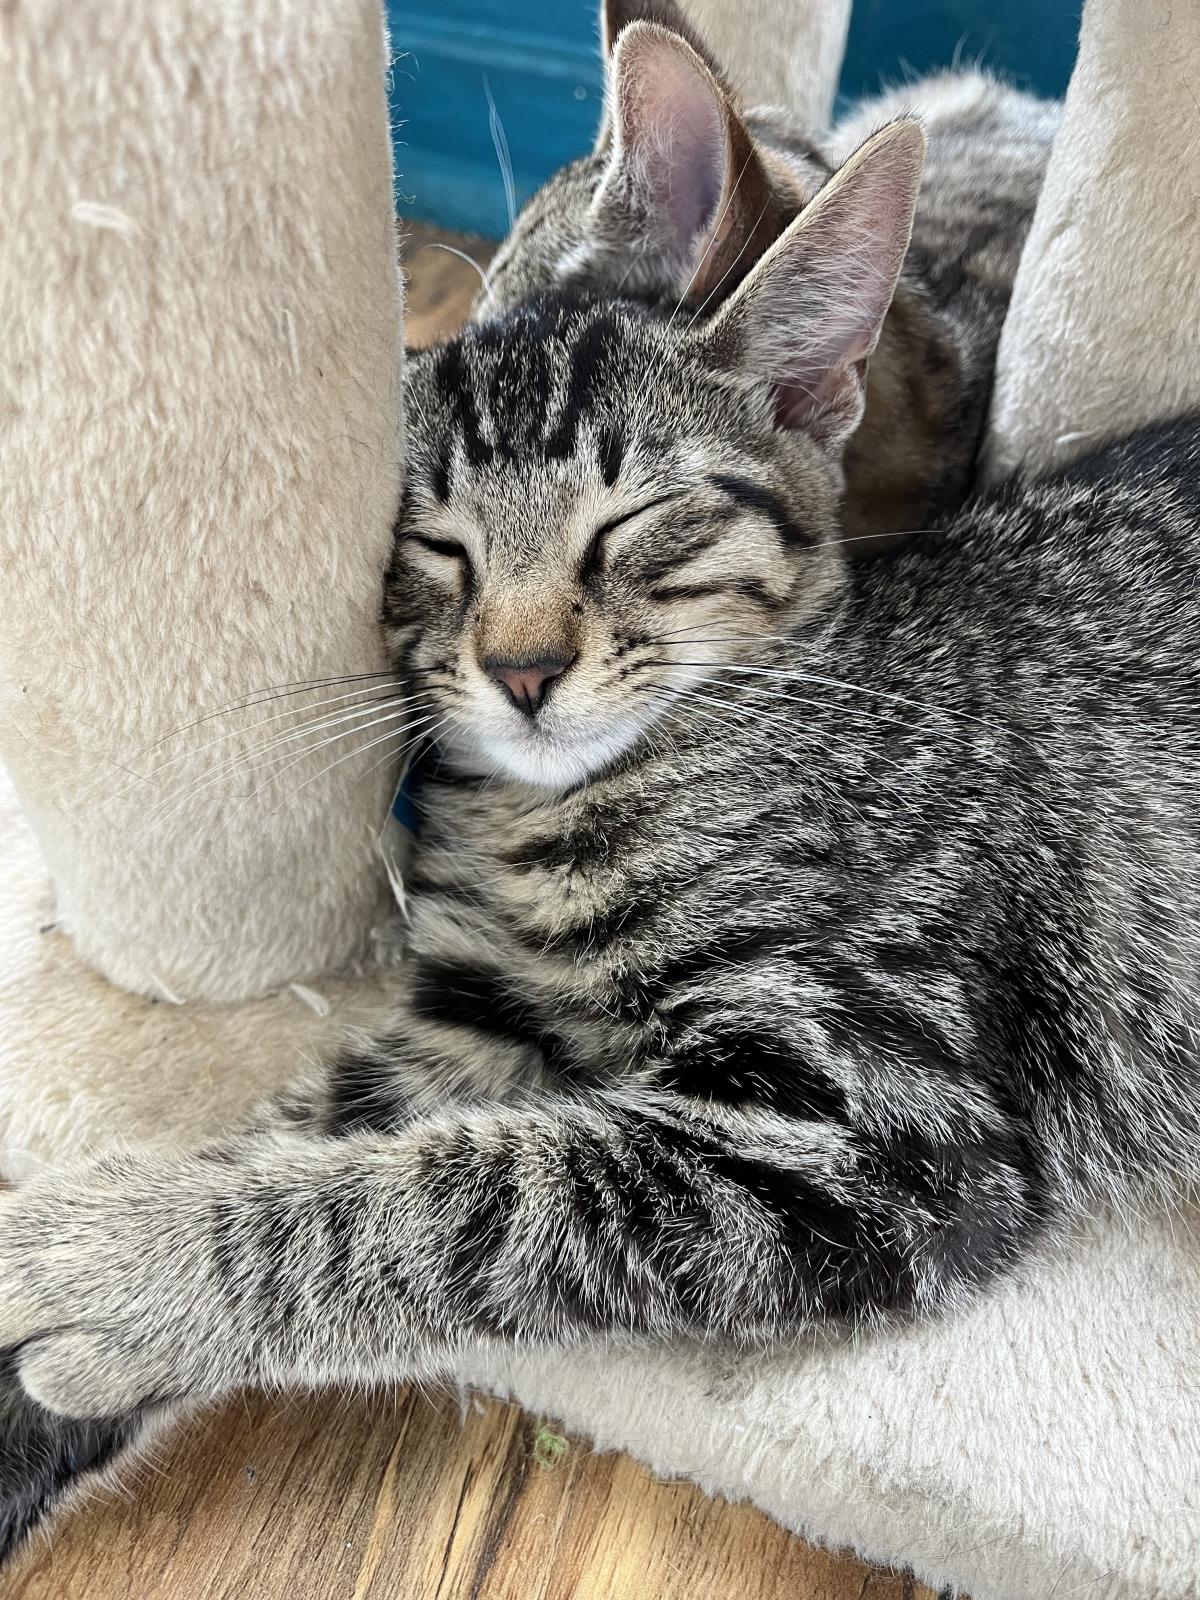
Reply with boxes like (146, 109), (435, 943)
(461, 709), (654, 791)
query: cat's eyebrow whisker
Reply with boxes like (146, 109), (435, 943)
(634, 525), (938, 590)
(404, 380), (437, 441)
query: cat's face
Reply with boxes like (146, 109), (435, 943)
(388, 296), (842, 789)
(387, 122), (925, 790)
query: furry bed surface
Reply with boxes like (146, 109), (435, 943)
(2, 0), (1199, 1595)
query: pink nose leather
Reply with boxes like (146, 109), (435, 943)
(484, 652), (574, 715)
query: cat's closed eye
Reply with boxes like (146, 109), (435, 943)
(581, 493), (686, 583)
(408, 532), (472, 572)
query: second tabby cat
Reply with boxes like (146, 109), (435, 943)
(476, 0), (1059, 538)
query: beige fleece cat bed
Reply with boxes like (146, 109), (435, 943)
(1, 0), (1198, 1595)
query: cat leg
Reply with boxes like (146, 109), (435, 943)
(0, 1088), (1041, 1424)
(0, 1362), (168, 1569)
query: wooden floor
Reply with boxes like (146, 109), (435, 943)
(8, 1389), (941, 1600)
(5, 227), (947, 1600)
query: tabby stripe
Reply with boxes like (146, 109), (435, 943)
(599, 427), (625, 487)
(639, 531), (725, 585)
(325, 1044), (413, 1136)
(595, 492), (683, 540)
(431, 448), (452, 503)
(544, 312), (620, 461)
(435, 342), (493, 468)
(709, 473), (814, 546)
(409, 961), (575, 1075)
(650, 578), (778, 606)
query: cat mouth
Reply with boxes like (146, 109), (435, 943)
(468, 701), (654, 789)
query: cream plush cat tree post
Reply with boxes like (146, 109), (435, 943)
(0, 0), (402, 1007)
(686, 0), (851, 124)
(0, 0), (407, 1170)
(1, 0), (1198, 1596)
(987, 0), (1200, 474)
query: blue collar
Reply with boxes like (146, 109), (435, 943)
(390, 741), (437, 837)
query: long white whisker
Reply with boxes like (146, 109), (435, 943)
(145, 672), (398, 747)
(262, 710), (456, 820)
(646, 680), (918, 820)
(241, 704), (444, 807)
(96, 683), (403, 806)
(688, 662), (1033, 751)
(137, 698), (433, 842)
(674, 664), (990, 758)
(193, 709), (450, 850)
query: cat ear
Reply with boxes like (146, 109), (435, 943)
(589, 22), (790, 302)
(600, 0), (708, 61)
(702, 119), (926, 450)
(595, 1), (723, 153)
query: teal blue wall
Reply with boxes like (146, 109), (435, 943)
(387, 1), (1081, 239)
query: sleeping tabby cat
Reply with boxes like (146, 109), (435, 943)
(478, 0), (1059, 539)
(4, 119), (1200, 1561)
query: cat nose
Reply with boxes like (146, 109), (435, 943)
(483, 651), (575, 716)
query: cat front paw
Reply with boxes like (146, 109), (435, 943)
(14, 1330), (155, 1420)
(0, 1157), (237, 1419)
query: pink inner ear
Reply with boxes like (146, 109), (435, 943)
(720, 125), (925, 448)
(773, 357), (869, 442)
(619, 37), (728, 248)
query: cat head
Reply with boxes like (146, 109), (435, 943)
(390, 122), (924, 791)
(476, 4), (822, 323)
